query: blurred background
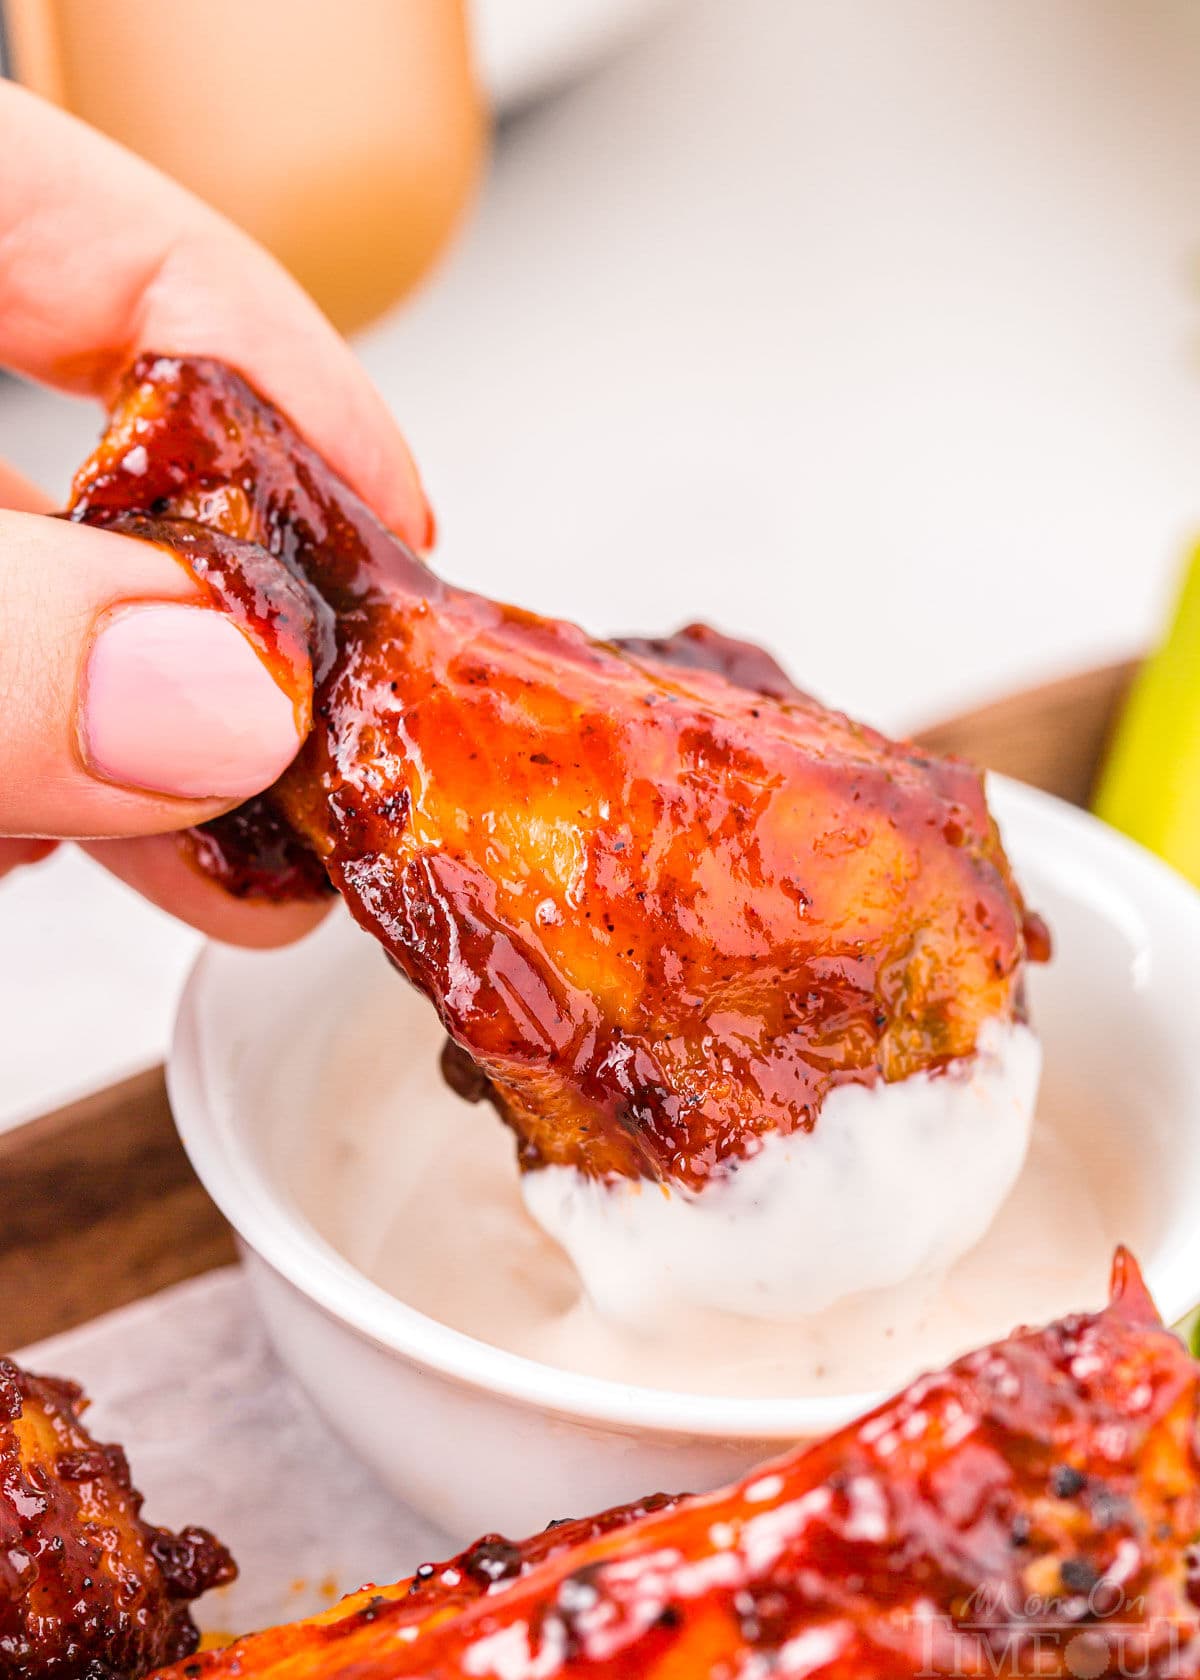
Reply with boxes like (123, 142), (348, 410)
(3, 0), (1200, 1124)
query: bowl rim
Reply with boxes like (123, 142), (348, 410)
(168, 774), (1200, 1439)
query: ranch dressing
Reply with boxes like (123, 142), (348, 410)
(292, 985), (1116, 1400)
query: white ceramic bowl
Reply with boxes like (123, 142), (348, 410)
(169, 777), (1200, 1540)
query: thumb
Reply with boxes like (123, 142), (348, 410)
(0, 510), (308, 839)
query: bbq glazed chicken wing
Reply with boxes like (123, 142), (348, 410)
(157, 1252), (1200, 1680)
(70, 356), (1047, 1322)
(70, 355), (1046, 1179)
(0, 1359), (234, 1680)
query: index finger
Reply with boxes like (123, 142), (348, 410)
(0, 81), (433, 547)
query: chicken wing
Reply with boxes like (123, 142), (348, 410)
(153, 1251), (1200, 1680)
(70, 355), (1045, 1193)
(69, 355), (1050, 1322)
(0, 1358), (234, 1680)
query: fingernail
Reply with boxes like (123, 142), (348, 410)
(80, 604), (302, 799)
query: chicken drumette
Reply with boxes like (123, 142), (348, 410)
(0, 1357), (234, 1680)
(70, 356), (1048, 1319)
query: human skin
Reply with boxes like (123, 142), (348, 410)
(0, 79), (449, 947)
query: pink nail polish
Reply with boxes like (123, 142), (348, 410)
(80, 604), (302, 799)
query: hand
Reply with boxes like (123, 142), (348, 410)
(0, 83), (434, 945)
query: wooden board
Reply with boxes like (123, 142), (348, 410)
(0, 1069), (236, 1349)
(0, 658), (1138, 1350)
(917, 659), (1136, 809)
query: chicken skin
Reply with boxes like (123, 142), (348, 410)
(69, 355), (1046, 1195)
(154, 1252), (1200, 1680)
(0, 1359), (234, 1680)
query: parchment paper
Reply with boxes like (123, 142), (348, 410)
(19, 1267), (455, 1639)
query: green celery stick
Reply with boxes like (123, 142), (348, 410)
(1093, 542), (1200, 887)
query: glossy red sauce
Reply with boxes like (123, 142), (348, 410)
(0, 1360), (234, 1679)
(162, 1255), (1200, 1680)
(71, 356), (1047, 1187)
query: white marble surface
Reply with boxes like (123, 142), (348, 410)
(4, 0), (1200, 1128)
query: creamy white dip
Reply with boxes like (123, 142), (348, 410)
(292, 988), (1115, 1400)
(523, 1020), (1040, 1326)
